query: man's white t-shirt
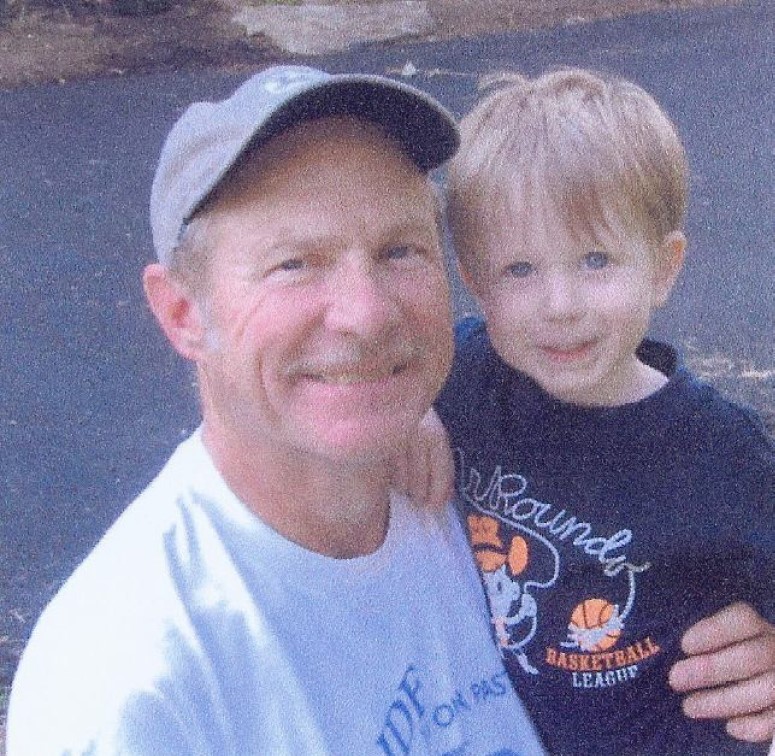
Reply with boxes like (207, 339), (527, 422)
(8, 431), (544, 755)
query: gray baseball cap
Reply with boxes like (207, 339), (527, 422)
(150, 65), (459, 265)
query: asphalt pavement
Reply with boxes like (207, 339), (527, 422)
(0, 0), (772, 689)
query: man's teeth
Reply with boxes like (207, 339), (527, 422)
(312, 365), (404, 384)
(324, 373), (375, 384)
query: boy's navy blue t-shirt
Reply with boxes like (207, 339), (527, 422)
(436, 317), (774, 756)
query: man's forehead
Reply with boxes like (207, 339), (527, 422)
(241, 116), (416, 174)
(206, 115), (429, 210)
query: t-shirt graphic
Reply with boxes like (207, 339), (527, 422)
(460, 456), (659, 688)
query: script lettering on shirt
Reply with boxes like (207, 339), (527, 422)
(470, 671), (509, 702)
(430, 688), (471, 728)
(457, 454), (650, 578)
(428, 672), (511, 732)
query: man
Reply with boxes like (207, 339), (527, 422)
(6, 66), (544, 755)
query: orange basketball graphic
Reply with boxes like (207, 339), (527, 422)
(569, 598), (622, 651)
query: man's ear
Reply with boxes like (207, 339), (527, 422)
(143, 263), (205, 361)
(651, 230), (686, 308)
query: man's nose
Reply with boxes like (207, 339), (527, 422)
(325, 258), (399, 338)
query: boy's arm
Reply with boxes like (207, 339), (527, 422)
(393, 409), (454, 510)
(669, 602), (775, 743)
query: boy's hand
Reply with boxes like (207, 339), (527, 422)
(669, 602), (775, 743)
(392, 409), (454, 511)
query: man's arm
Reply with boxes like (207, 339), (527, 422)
(669, 602), (775, 743)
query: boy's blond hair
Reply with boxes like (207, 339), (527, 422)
(447, 68), (688, 266)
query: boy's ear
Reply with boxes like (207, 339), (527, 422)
(143, 263), (206, 361)
(651, 230), (686, 308)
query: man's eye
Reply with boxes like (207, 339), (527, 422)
(584, 250), (610, 270)
(506, 261), (534, 278)
(276, 257), (305, 272)
(383, 244), (415, 261)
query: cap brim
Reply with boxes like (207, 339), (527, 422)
(252, 74), (459, 175)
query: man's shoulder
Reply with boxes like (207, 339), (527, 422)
(7, 432), (229, 753)
(13, 463), (189, 675)
(12, 439), (210, 674)
(53, 431), (210, 601)
(8, 519), (180, 754)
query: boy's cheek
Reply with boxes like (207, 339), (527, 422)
(485, 322), (532, 375)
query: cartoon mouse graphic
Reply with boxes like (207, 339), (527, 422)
(468, 514), (559, 675)
(482, 564), (539, 674)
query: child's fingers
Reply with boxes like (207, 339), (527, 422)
(681, 602), (773, 655)
(407, 408), (453, 511)
(670, 632), (775, 692)
(413, 426), (452, 511)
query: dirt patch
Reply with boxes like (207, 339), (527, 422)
(0, 0), (741, 90)
(0, 0), (280, 89)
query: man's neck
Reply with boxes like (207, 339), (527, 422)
(201, 423), (392, 558)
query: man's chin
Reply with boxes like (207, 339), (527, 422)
(305, 419), (419, 468)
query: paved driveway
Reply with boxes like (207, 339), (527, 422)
(0, 0), (772, 690)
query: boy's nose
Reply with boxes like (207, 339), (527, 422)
(543, 273), (583, 319)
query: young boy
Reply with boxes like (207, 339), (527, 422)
(435, 69), (775, 754)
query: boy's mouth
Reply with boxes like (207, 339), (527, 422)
(539, 341), (595, 362)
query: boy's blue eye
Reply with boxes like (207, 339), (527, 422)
(584, 250), (610, 270)
(506, 261), (534, 278)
